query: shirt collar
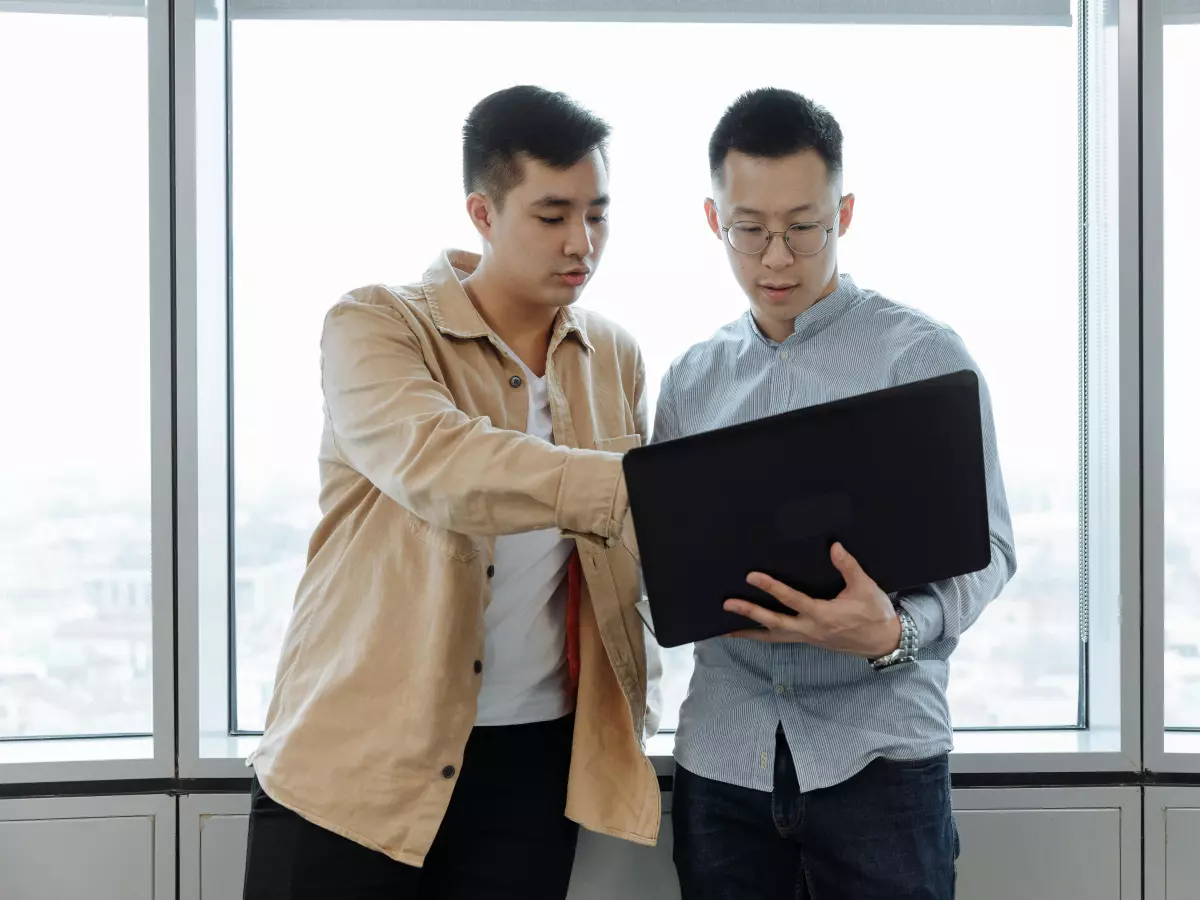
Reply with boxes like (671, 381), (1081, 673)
(745, 273), (860, 346)
(422, 249), (594, 353)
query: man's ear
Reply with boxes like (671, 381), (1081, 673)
(704, 197), (722, 238)
(837, 193), (855, 237)
(466, 192), (493, 239)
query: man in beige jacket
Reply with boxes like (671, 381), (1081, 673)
(242, 86), (662, 900)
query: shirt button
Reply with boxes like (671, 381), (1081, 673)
(775, 684), (786, 695)
(509, 375), (523, 388)
(780, 350), (790, 361)
(442, 765), (456, 779)
(473, 660), (483, 674)
(486, 565), (495, 578)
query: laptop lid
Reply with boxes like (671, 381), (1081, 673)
(623, 370), (991, 648)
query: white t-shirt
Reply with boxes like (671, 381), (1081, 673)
(474, 341), (575, 726)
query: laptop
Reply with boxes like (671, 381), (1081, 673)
(623, 370), (991, 648)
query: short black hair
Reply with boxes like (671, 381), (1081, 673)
(708, 88), (843, 186)
(462, 86), (611, 207)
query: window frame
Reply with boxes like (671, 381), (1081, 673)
(1165, 0), (1200, 24)
(223, 0), (1073, 26)
(0, 0), (1162, 783)
(175, 0), (242, 779)
(1142, 0), (1200, 774)
(0, 0), (176, 783)
(165, 0), (1149, 781)
(8, 0), (1194, 793)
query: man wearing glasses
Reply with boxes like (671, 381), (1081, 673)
(659, 88), (1017, 900)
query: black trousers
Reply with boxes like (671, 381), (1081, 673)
(242, 714), (579, 900)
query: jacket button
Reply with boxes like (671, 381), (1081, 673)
(509, 375), (523, 388)
(486, 565), (495, 578)
(474, 660), (483, 674)
(442, 765), (456, 779)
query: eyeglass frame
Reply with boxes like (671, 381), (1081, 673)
(717, 197), (848, 257)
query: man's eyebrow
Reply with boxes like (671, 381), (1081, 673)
(730, 202), (818, 217)
(785, 202), (818, 216)
(530, 194), (611, 208)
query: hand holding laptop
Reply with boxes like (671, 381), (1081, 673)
(623, 371), (989, 648)
(721, 541), (901, 658)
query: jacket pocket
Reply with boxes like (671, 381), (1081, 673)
(402, 507), (480, 562)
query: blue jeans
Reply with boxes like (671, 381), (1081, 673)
(672, 726), (958, 900)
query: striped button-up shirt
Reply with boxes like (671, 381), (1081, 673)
(654, 274), (1017, 793)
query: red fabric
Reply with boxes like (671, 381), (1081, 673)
(566, 550), (582, 699)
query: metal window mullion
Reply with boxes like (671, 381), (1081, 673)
(1114, 0), (1146, 771)
(224, 0), (1073, 24)
(1141, 0), (1171, 768)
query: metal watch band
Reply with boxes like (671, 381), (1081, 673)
(870, 607), (918, 670)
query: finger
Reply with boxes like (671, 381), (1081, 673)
(724, 599), (806, 634)
(830, 542), (870, 586)
(745, 572), (821, 616)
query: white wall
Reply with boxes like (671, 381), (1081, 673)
(176, 787), (1141, 900)
(0, 794), (175, 900)
(1146, 787), (1200, 900)
(6, 785), (1199, 899)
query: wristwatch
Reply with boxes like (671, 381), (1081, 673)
(870, 607), (918, 670)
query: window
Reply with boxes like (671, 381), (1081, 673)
(0, 10), (152, 739)
(7, 0), (1191, 793)
(1163, 14), (1200, 730)
(228, 15), (1086, 733)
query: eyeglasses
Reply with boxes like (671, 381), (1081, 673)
(719, 200), (845, 257)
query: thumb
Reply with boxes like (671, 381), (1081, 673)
(831, 542), (868, 585)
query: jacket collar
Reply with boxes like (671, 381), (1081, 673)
(422, 249), (594, 353)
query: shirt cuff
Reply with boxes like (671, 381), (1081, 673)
(555, 449), (627, 541)
(898, 592), (944, 648)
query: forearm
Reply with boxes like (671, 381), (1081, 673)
(898, 533), (1018, 646)
(322, 294), (630, 541)
(346, 417), (629, 539)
